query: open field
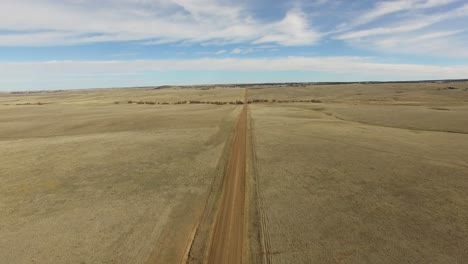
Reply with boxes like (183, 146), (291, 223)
(1, 86), (245, 106)
(249, 82), (468, 263)
(1, 82), (468, 263)
(248, 82), (468, 104)
(0, 87), (243, 264)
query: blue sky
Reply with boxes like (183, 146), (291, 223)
(1, 0), (468, 90)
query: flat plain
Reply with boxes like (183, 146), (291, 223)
(248, 82), (468, 263)
(0, 87), (243, 264)
(1, 82), (468, 264)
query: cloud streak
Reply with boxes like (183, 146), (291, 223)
(2, 57), (467, 81)
(333, 2), (468, 57)
(1, 0), (468, 91)
(337, 3), (468, 40)
(0, 0), (320, 47)
(346, 0), (460, 29)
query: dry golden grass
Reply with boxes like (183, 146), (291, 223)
(249, 83), (468, 263)
(0, 86), (245, 106)
(0, 88), (242, 264)
(2, 83), (468, 263)
(248, 82), (468, 105)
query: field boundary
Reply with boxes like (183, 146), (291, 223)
(184, 107), (243, 264)
(248, 107), (272, 264)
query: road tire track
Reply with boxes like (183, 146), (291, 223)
(185, 107), (243, 264)
(207, 90), (249, 264)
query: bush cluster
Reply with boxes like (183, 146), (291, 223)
(247, 99), (269, 104)
(125, 100), (245, 105)
(123, 98), (322, 105)
(16, 102), (44, 105)
(247, 99), (322, 104)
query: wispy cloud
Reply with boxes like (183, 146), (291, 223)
(338, 0), (461, 30)
(230, 48), (256, 55)
(215, 50), (227, 55)
(2, 57), (467, 81)
(370, 30), (468, 57)
(253, 9), (320, 46)
(337, 3), (468, 40)
(0, 0), (320, 47)
(110, 52), (139, 58)
(1, 0), (468, 91)
(333, 2), (468, 57)
(231, 48), (243, 54)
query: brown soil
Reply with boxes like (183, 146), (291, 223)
(207, 100), (248, 263)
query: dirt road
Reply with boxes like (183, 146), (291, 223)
(207, 101), (248, 264)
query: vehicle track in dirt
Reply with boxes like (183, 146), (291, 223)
(184, 89), (271, 264)
(206, 91), (248, 264)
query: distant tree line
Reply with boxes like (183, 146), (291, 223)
(121, 99), (322, 105)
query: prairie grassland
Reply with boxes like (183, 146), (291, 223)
(248, 82), (468, 105)
(2, 83), (468, 264)
(0, 86), (245, 105)
(249, 83), (468, 263)
(0, 88), (242, 264)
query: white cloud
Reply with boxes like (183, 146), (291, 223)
(1, 57), (467, 81)
(358, 0), (414, 25)
(0, 0), (320, 47)
(1, 0), (467, 67)
(337, 3), (468, 40)
(341, 0), (460, 30)
(215, 50), (227, 55)
(230, 47), (256, 55)
(231, 48), (243, 54)
(368, 30), (468, 57)
(332, 1), (468, 58)
(375, 29), (464, 47)
(254, 10), (321, 46)
(337, 21), (431, 40)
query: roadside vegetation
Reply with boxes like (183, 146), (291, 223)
(121, 98), (322, 105)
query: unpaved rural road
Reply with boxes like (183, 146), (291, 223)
(207, 100), (248, 263)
